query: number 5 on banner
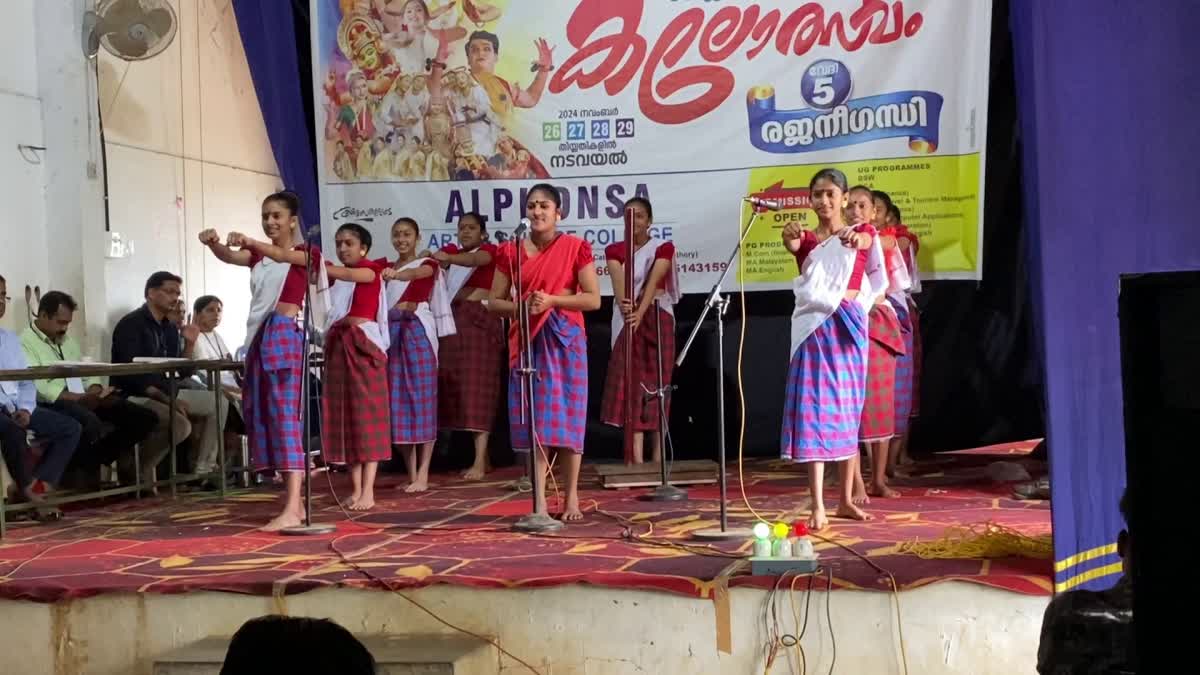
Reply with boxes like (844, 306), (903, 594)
(811, 77), (835, 106)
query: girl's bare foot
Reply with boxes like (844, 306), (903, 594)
(462, 464), (487, 480)
(869, 483), (900, 499)
(349, 495), (375, 511)
(835, 502), (872, 521)
(261, 509), (304, 532)
(852, 484), (871, 505)
(404, 479), (428, 493)
(560, 494), (583, 522)
(807, 508), (829, 531)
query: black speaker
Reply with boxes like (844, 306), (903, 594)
(1118, 270), (1200, 672)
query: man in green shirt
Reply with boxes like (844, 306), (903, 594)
(21, 291), (158, 487)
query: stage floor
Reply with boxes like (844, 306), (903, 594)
(0, 446), (1051, 604)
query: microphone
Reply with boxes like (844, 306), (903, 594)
(744, 196), (781, 211)
(514, 218), (531, 239)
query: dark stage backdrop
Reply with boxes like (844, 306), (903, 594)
(1011, 0), (1200, 592)
(234, 1), (1043, 462)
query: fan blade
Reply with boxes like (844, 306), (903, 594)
(141, 7), (175, 40)
(102, 0), (147, 24)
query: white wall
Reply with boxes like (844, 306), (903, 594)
(98, 0), (281, 350)
(0, 0), (51, 335)
(0, 0), (278, 352)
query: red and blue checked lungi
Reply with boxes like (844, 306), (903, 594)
(242, 312), (305, 471)
(321, 321), (391, 464)
(859, 303), (906, 442)
(600, 306), (675, 431)
(388, 309), (438, 444)
(438, 300), (504, 432)
(889, 297), (916, 434)
(781, 300), (868, 463)
(509, 311), (588, 453)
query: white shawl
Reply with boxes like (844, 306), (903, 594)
(384, 257), (457, 358)
(856, 236), (889, 313)
(790, 228), (887, 356)
(442, 246), (481, 299)
(243, 247), (330, 350)
(904, 245), (922, 294)
(609, 238), (681, 348)
(885, 244), (915, 306)
(324, 266), (389, 354)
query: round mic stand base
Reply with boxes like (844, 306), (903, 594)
(508, 476), (533, 492)
(640, 483), (688, 502)
(281, 522), (337, 536)
(512, 512), (564, 533)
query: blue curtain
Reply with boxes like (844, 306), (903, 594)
(232, 0), (321, 241)
(1011, 0), (1200, 591)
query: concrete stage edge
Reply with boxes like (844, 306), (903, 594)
(0, 582), (1046, 674)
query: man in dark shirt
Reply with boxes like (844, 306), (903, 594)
(110, 272), (227, 481)
(1037, 489), (1134, 674)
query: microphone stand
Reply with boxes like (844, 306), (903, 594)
(511, 225), (564, 533)
(282, 227), (335, 536)
(639, 303), (686, 501)
(677, 206), (763, 540)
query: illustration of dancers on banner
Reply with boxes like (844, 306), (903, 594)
(320, 0), (552, 183)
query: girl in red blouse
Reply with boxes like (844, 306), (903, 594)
(322, 223), (391, 511)
(599, 197), (680, 464)
(847, 186), (906, 501)
(430, 212), (504, 480)
(873, 193), (922, 477)
(380, 217), (444, 493)
(199, 191), (323, 532)
(780, 169), (876, 530)
(487, 184), (601, 523)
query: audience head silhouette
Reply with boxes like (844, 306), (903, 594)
(220, 615), (375, 675)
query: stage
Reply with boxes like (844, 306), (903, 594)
(0, 444), (1052, 674)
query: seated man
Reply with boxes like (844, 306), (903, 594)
(1037, 489), (1135, 674)
(21, 291), (158, 487)
(0, 274), (81, 518)
(110, 271), (227, 481)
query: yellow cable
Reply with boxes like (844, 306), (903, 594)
(736, 210), (770, 525)
(897, 521), (1052, 560)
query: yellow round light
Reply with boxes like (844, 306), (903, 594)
(772, 522), (790, 539)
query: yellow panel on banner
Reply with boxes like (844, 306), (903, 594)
(738, 154), (981, 284)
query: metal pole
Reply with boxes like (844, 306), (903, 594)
(622, 207), (635, 464)
(214, 366), (226, 496)
(282, 236), (335, 536)
(641, 303), (685, 501)
(683, 207), (762, 540)
(513, 225), (563, 533)
(168, 373), (177, 498)
(716, 297), (727, 531)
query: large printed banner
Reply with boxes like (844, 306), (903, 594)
(311, 0), (992, 292)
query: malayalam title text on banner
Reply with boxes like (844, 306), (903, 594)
(311, 0), (992, 292)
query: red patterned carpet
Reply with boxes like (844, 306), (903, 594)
(0, 453), (1052, 603)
